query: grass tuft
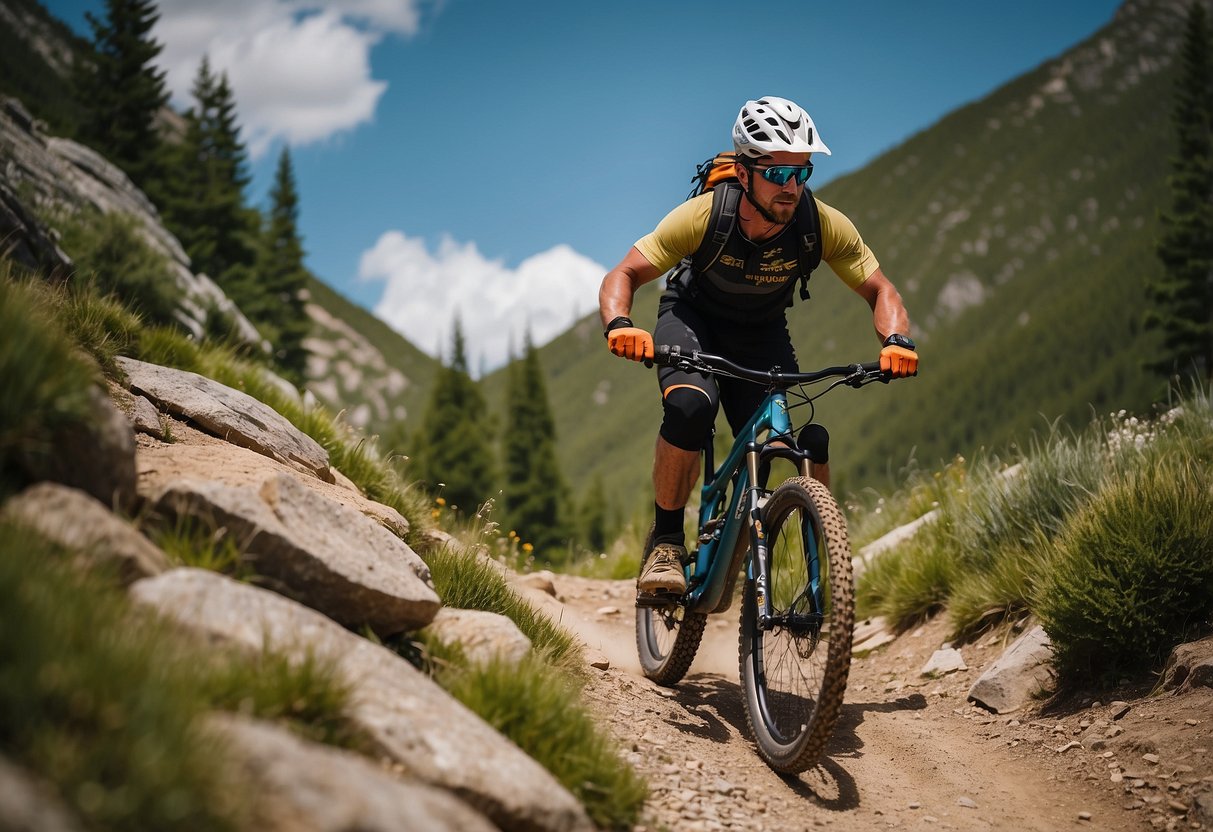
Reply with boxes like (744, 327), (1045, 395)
(422, 640), (646, 830)
(424, 543), (583, 674)
(1035, 457), (1213, 682)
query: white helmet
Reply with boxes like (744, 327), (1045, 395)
(732, 96), (831, 158)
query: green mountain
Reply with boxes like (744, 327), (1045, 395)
(486, 0), (1199, 523)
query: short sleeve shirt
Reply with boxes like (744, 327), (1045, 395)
(633, 192), (879, 290)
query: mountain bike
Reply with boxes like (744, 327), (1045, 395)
(636, 344), (897, 774)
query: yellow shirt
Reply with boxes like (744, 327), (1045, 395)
(634, 192), (879, 290)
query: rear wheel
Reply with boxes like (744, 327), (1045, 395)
(635, 526), (707, 686)
(739, 476), (855, 773)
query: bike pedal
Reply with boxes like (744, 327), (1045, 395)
(634, 590), (683, 608)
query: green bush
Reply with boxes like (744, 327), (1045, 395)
(1036, 458), (1213, 682)
(58, 210), (182, 327)
(0, 275), (98, 498)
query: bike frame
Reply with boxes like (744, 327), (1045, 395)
(683, 387), (819, 621)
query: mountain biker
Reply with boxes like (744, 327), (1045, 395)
(598, 96), (917, 602)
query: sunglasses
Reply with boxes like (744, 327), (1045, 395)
(749, 163), (814, 186)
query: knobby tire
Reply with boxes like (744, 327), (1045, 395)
(635, 526), (707, 686)
(738, 476), (855, 773)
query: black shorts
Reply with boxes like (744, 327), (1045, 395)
(654, 292), (799, 438)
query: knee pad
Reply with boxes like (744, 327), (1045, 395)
(798, 424), (830, 464)
(659, 385), (715, 451)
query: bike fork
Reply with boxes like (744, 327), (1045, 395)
(746, 448), (774, 628)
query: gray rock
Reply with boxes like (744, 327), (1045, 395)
(116, 357), (331, 482)
(1, 483), (169, 584)
(153, 475), (438, 635)
(208, 714), (497, 832)
(968, 625), (1057, 713)
(128, 394), (163, 438)
(0, 100), (259, 344)
(1161, 635), (1213, 693)
(0, 756), (83, 832)
(921, 647), (968, 676)
(424, 608), (532, 666)
(131, 569), (592, 832)
(19, 386), (138, 512)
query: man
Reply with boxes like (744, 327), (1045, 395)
(598, 96), (918, 602)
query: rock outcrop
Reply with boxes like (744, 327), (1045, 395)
(0, 97), (259, 343)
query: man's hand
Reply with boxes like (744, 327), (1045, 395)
(607, 326), (654, 362)
(880, 334), (918, 377)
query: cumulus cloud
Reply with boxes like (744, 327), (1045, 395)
(360, 232), (607, 373)
(154, 0), (424, 157)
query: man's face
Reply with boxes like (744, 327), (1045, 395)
(741, 151), (812, 224)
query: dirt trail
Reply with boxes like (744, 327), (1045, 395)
(517, 574), (1208, 832)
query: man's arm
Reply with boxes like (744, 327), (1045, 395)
(598, 247), (665, 329)
(853, 268), (911, 341)
(854, 268), (918, 377)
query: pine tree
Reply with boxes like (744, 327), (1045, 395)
(578, 475), (609, 553)
(502, 335), (568, 558)
(254, 148), (311, 383)
(74, 0), (169, 194)
(417, 320), (497, 516)
(161, 58), (258, 298)
(1147, 1), (1213, 380)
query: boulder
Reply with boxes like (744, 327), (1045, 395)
(208, 714), (496, 832)
(1161, 634), (1213, 693)
(968, 625), (1057, 713)
(424, 608), (532, 666)
(152, 475), (438, 635)
(133, 427), (408, 540)
(1, 483), (169, 584)
(128, 394), (164, 438)
(116, 357), (331, 482)
(131, 569), (593, 832)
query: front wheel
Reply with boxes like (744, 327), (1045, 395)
(739, 476), (855, 773)
(635, 526), (707, 686)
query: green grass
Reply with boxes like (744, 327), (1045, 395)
(423, 543), (583, 674)
(857, 386), (1213, 683)
(0, 518), (366, 831)
(0, 274), (99, 499)
(420, 637), (646, 830)
(147, 515), (252, 578)
(1036, 418), (1213, 682)
(0, 521), (247, 831)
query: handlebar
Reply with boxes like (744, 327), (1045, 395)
(650, 344), (889, 389)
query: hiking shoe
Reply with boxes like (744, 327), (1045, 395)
(638, 542), (687, 597)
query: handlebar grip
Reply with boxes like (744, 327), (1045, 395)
(650, 344), (674, 368)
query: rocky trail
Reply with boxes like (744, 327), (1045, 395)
(516, 574), (1213, 832)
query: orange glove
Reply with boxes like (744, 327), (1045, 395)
(607, 327), (654, 362)
(880, 345), (918, 377)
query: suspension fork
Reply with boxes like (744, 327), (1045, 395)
(745, 445), (774, 628)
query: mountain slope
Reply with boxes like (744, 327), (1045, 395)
(491, 0), (1197, 522)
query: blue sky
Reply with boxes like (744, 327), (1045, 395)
(47, 0), (1122, 368)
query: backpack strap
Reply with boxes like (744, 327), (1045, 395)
(794, 190), (823, 301)
(690, 181), (742, 276)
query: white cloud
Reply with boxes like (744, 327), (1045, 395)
(360, 232), (607, 373)
(154, 0), (424, 157)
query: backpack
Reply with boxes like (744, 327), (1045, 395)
(674, 152), (822, 303)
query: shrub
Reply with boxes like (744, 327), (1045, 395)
(1035, 458), (1213, 682)
(57, 209), (182, 327)
(0, 274), (97, 498)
